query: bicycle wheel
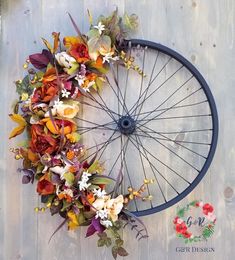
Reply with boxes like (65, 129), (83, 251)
(78, 39), (218, 216)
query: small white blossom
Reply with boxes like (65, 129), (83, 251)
(100, 219), (113, 228)
(82, 171), (92, 180)
(75, 75), (85, 86)
(95, 209), (109, 220)
(102, 53), (119, 64)
(61, 89), (70, 98)
(53, 99), (63, 109)
(94, 22), (105, 35)
(93, 188), (107, 198)
(78, 171), (92, 191)
(78, 180), (91, 191)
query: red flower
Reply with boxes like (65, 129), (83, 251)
(29, 124), (60, 155)
(203, 203), (214, 215)
(175, 223), (187, 234)
(70, 43), (90, 63)
(31, 82), (58, 104)
(182, 230), (192, 238)
(195, 202), (200, 207)
(37, 177), (55, 195)
(173, 217), (179, 224)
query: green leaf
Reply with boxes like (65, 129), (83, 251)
(91, 176), (114, 185)
(15, 75), (32, 95)
(98, 232), (107, 239)
(61, 200), (72, 211)
(117, 247), (128, 257)
(123, 13), (138, 32)
(87, 184), (100, 191)
(112, 246), (118, 259)
(88, 160), (103, 173)
(36, 164), (44, 174)
(189, 200), (199, 206)
(105, 237), (112, 247)
(115, 238), (124, 247)
(177, 207), (186, 218)
(63, 172), (75, 186)
(75, 200), (84, 209)
(95, 77), (104, 91)
(98, 238), (105, 247)
(78, 212), (85, 225)
(88, 35), (111, 54)
(87, 28), (100, 39)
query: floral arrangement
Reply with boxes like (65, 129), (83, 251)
(9, 10), (151, 259)
(173, 200), (216, 243)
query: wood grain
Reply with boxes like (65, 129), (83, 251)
(0, 0), (234, 259)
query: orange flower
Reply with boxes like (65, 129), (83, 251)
(42, 118), (77, 135)
(37, 175), (55, 195)
(67, 150), (75, 160)
(63, 36), (90, 63)
(58, 193), (73, 203)
(31, 82), (58, 104)
(81, 192), (95, 206)
(29, 124), (59, 155)
(31, 67), (60, 104)
(29, 118), (77, 155)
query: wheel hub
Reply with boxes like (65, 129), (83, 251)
(117, 116), (136, 135)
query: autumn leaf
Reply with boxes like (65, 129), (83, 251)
(52, 32), (60, 53)
(9, 114), (27, 139)
(41, 37), (53, 53)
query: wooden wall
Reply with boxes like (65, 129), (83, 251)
(0, 0), (234, 259)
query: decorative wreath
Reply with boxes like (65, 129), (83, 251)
(9, 10), (151, 259)
(173, 200), (216, 243)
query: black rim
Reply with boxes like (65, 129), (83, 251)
(79, 39), (219, 217)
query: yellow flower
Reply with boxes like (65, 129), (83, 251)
(21, 92), (29, 101)
(67, 210), (79, 230)
(66, 132), (81, 143)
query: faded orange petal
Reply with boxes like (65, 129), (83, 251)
(9, 126), (25, 139)
(43, 67), (57, 83)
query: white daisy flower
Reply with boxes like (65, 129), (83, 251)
(94, 22), (105, 35)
